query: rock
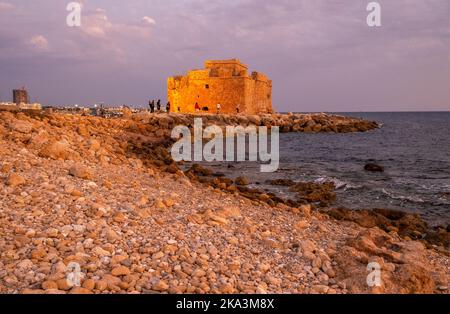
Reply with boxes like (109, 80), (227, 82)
(69, 164), (93, 180)
(69, 287), (93, 294)
(113, 212), (126, 223)
(266, 179), (296, 186)
(153, 280), (169, 292)
(39, 140), (75, 160)
(324, 207), (432, 244)
(95, 280), (108, 291)
(21, 289), (45, 294)
(235, 176), (249, 186)
(111, 266), (130, 276)
(45, 227), (59, 238)
(45, 289), (67, 295)
(218, 283), (234, 294)
(294, 220), (310, 230)
(312, 285), (329, 294)
(192, 269), (206, 277)
(266, 275), (282, 286)
(152, 251), (164, 260)
(56, 279), (72, 291)
(216, 206), (241, 219)
(9, 120), (33, 133)
(111, 255), (128, 265)
(312, 257), (322, 268)
(14, 235), (30, 248)
(322, 260), (336, 278)
(31, 248), (47, 260)
(6, 173), (26, 187)
(300, 240), (317, 254)
(42, 281), (58, 290)
(364, 163), (384, 172)
(289, 182), (336, 206)
(209, 215), (229, 225)
(82, 279), (96, 291)
(92, 246), (111, 257)
(154, 199), (166, 209)
(163, 198), (175, 208)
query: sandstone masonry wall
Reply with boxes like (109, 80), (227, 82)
(168, 59), (273, 115)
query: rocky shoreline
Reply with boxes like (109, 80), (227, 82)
(0, 111), (448, 294)
(129, 111), (380, 134)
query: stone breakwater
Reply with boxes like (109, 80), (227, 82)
(0, 111), (448, 295)
(128, 111), (379, 134)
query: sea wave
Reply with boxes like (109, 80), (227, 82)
(314, 176), (363, 191)
(380, 188), (425, 203)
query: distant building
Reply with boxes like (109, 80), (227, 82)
(18, 103), (42, 110)
(167, 59), (273, 115)
(13, 88), (30, 105)
(0, 101), (41, 111)
(0, 102), (20, 112)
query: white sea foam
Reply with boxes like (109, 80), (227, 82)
(380, 188), (425, 203)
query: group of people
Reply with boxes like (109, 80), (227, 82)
(149, 100), (242, 114)
(194, 103), (241, 114)
(149, 99), (170, 113)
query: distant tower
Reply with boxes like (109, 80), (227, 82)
(13, 87), (30, 104)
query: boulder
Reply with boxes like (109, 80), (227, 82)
(39, 140), (77, 160)
(9, 120), (33, 134)
(235, 176), (249, 186)
(364, 163), (384, 172)
(69, 164), (93, 180)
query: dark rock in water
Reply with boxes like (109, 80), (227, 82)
(364, 163), (384, 172)
(424, 227), (450, 250)
(227, 164), (235, 169)
(266, 179), (296, 186)
(322, 207), (449, 248)
(212, 172), (225, 178)
(189, 164), (213, 176)
(217, 177), (233, 186)
(235, 176), (249, 186)
(289, 181), (336, 206)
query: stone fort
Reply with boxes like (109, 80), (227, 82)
(167, 59), (273, 114)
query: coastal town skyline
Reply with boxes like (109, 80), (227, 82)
(1, 0), (449, 112)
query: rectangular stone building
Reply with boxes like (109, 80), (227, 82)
(13, 88), (30, 105)
(167, 59), (273, 114)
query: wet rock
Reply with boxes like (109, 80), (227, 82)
(289, 181), (336, 206)
(235, 176), (249, 186)
(323, 207), (446, 247)
(364, 163), (384, 172)
(266, 179), (296, 186)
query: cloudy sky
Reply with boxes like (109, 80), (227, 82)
(0, 0), (449, 111)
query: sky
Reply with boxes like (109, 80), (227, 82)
(0, 0), (449, 112)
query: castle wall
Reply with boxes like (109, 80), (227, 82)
(168, 59), (273, 115)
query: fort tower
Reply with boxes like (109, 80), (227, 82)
(167, 59), (273, 114)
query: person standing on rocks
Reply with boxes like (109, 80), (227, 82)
(156, 99), (161, 112)
(216, 103), (221, 114)
(195, 102), (200, 112)
(236, 104), (240, 114)
(166, 101), (171, 113)
(149, 100), (155, 113)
